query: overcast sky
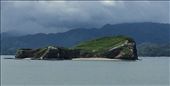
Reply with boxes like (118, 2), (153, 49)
(1, 1), (170, 34)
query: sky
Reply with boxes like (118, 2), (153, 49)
(1, 1), (170, 34)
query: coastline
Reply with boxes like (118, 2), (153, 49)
(72, 57), (120, 61)
(1, 55), (169, 61)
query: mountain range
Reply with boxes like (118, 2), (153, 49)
(1, 22), (170, 55)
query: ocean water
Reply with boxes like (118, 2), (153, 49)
(1, 55), (169, 86)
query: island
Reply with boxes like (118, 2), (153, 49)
(15, 36), (138, 60)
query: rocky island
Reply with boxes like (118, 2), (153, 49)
(15, 36), (138, 60)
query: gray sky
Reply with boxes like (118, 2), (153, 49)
(1, 1), (170, 34)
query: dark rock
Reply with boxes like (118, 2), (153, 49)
(101, 40), (138, 60)
(15, 36), (138, 60)
(15, 49), (36, 59)
(39, 46), (80, 60)
(15, 46), (80, 60)
(15, 43), (138, 60)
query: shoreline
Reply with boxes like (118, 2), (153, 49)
(72, 57), (120, 61)
(1, 55), (170, 57)
(3, 57), (120, 61)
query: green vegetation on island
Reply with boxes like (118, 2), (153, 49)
(75, 36), (133, 53)
(15, 36), (138, 60)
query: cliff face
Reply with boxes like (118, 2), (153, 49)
(15, 36), (138, 60)
(15, 46), (80, 60)
(75, 36), (138, 60)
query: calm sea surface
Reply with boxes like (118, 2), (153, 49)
(1, 55), (169, 86)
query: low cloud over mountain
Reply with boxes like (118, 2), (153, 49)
(1, 1), (170, 34)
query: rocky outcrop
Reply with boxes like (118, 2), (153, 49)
(15, 36), (138, 60)
(16, 46), (80, 60)
(15, 49), (36, 59)
(101, 40), (138, 60)
(16, 45), (138, 60)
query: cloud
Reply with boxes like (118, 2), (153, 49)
(1, 1), (170, 34)
(101, 1), (117, 6)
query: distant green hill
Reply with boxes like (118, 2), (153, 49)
(137, 43), (170, 56)
(1, 22), (170, 56)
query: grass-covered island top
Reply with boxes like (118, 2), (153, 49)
(15, 35), (138, 60)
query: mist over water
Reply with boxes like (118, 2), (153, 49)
(1, 55), (169, 86)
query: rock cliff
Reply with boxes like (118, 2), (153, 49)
(15, 36), (138, 60)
